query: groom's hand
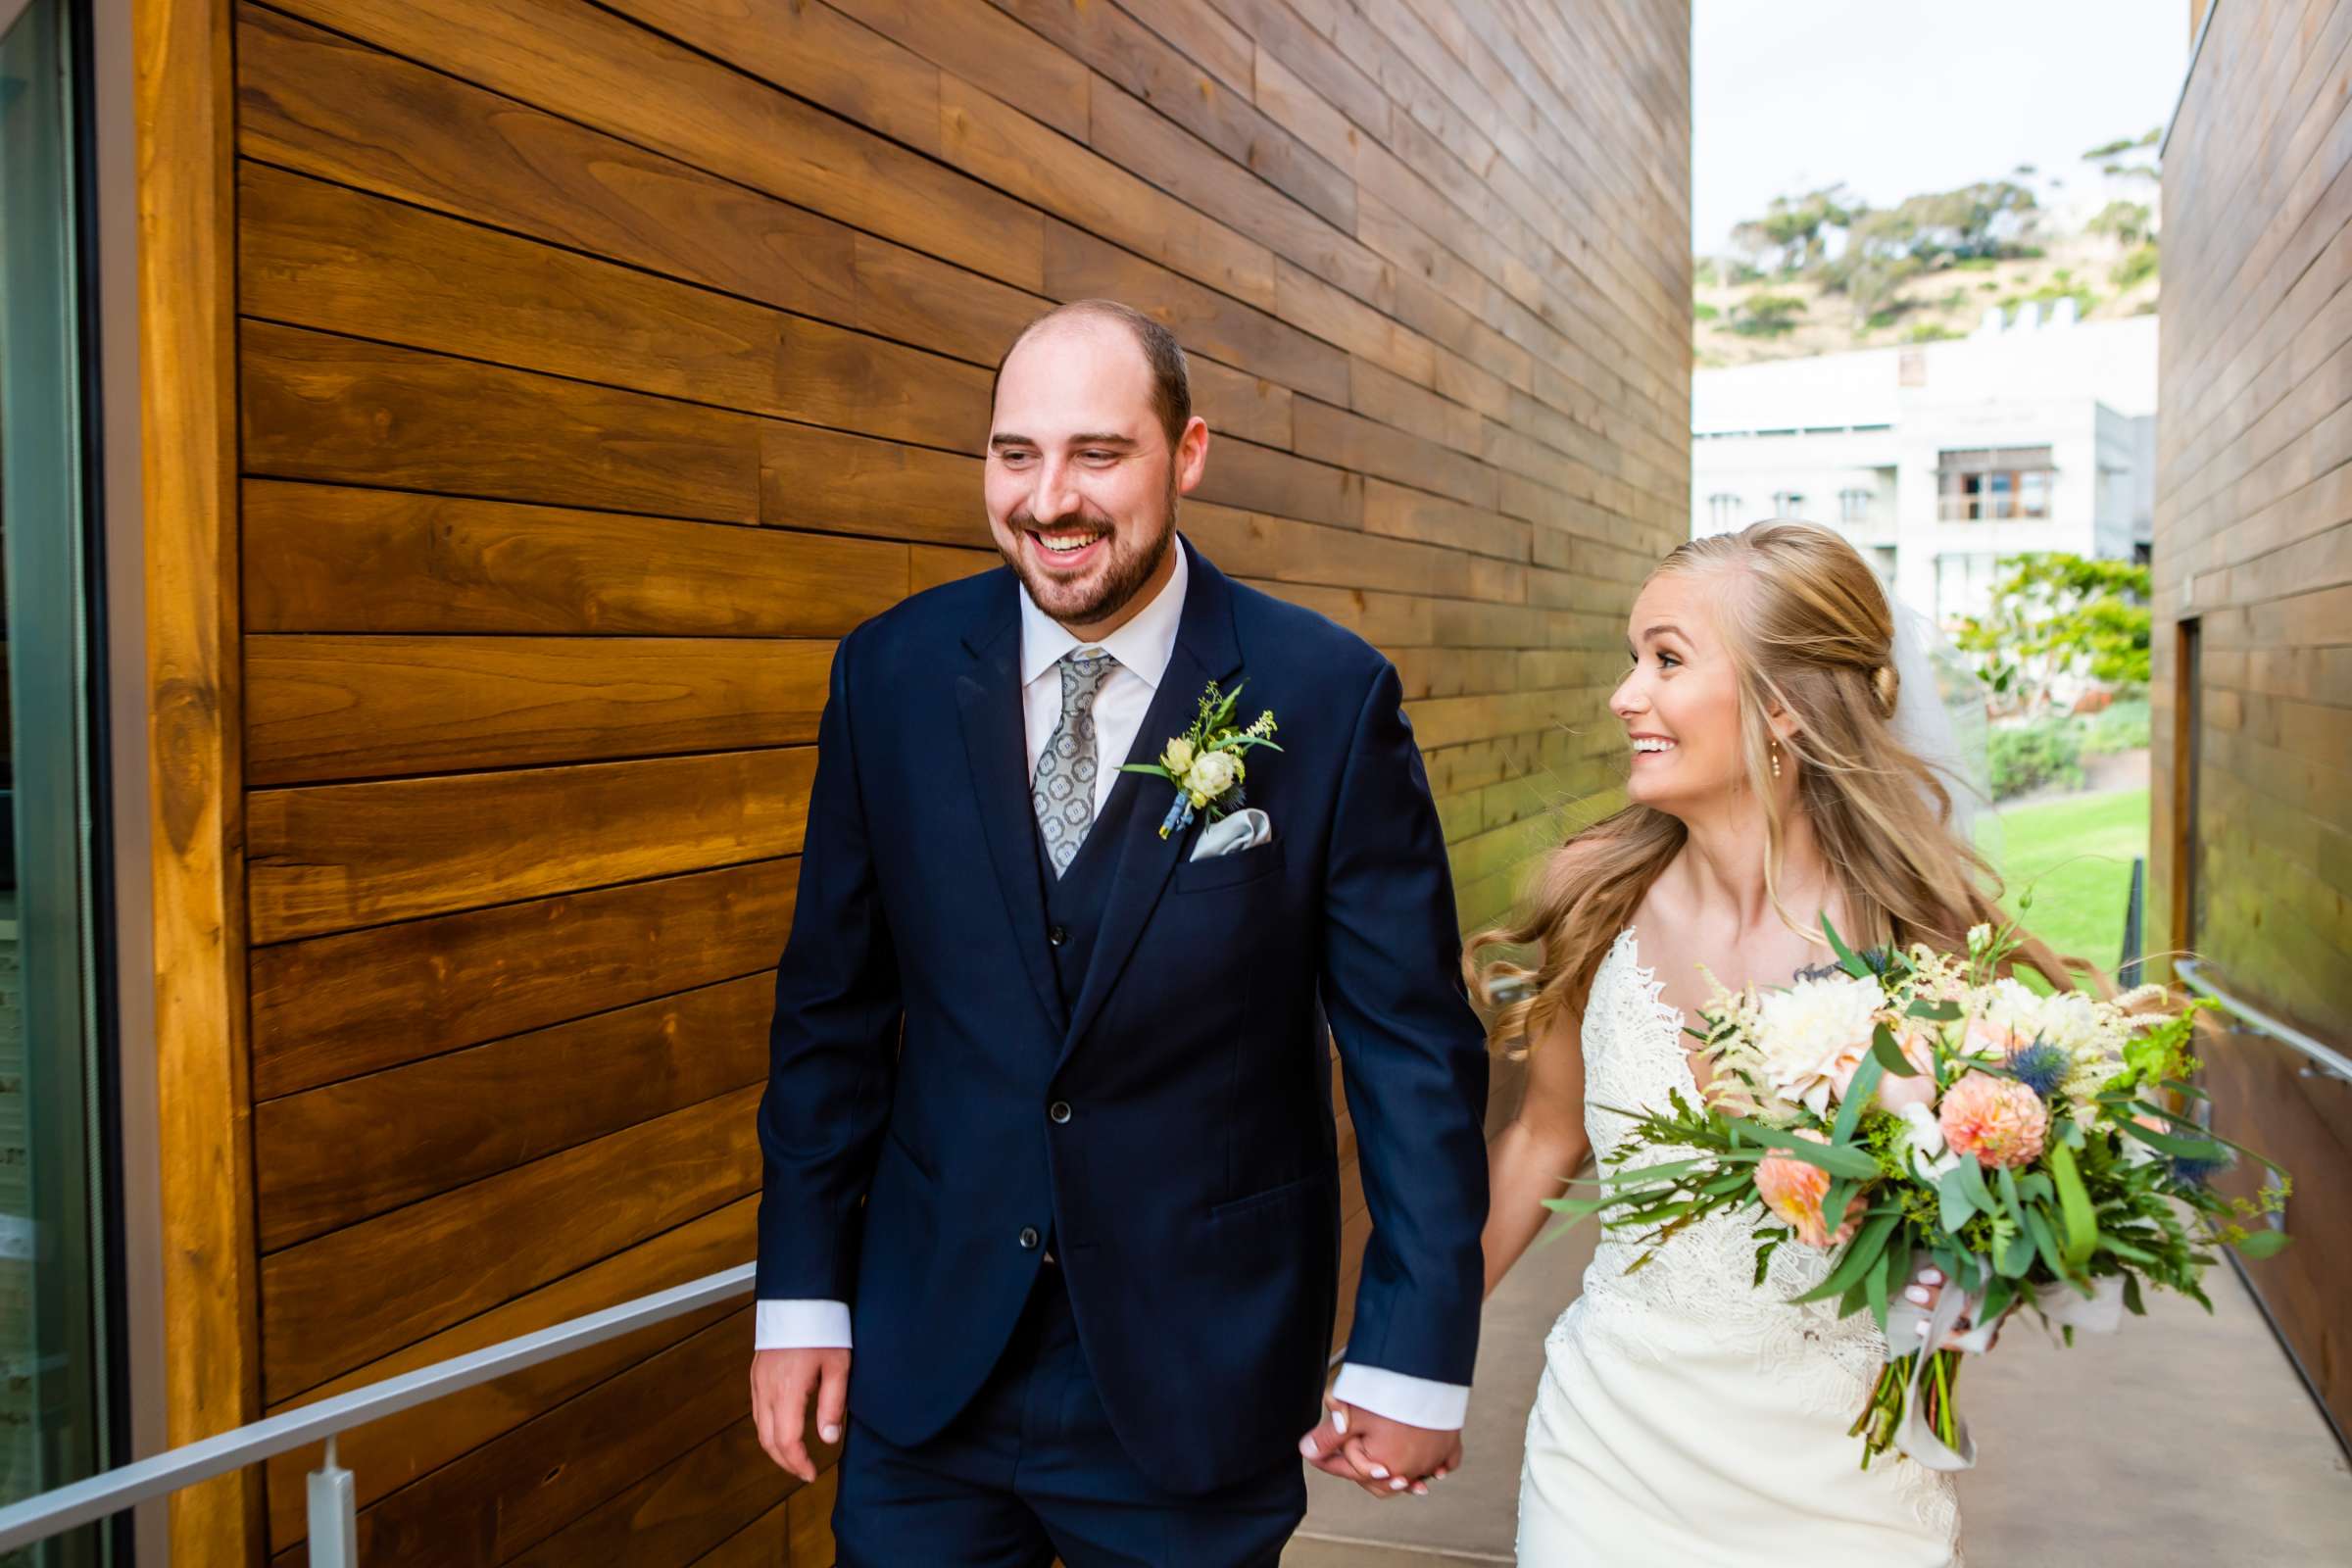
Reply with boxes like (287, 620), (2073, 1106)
(750, 1348), (850, 1482)
(1298, 1397), (1462, 1499)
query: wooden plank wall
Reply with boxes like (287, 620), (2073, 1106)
(2152, 0), (2352, 1440)
(225, 2), (1691, 1561)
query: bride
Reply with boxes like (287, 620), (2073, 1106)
(1473, 521), (2076, 1564)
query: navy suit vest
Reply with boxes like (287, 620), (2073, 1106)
(1031, 773), (1144, 1012)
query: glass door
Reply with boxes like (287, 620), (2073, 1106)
(2, 0), (118, 1561)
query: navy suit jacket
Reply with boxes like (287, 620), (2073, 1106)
(754, 540), (1491, 1495)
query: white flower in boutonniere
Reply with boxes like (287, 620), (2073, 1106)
(1121, 680), (1280, 839)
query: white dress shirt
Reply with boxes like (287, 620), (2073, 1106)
(755, 539), (1471, 1433)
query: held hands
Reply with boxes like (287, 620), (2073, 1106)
(1298, 1396), (1462, 1499)
(750, 1347), (851, 1482)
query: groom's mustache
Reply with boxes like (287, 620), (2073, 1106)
(1011, 507), (1115, 534)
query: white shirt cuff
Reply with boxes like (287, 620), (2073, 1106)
(1331, 1361), (1470, 1432)
(754, 1298), (854, 1350)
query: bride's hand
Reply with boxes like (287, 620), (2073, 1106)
(1903, 1264), (2015, 1351)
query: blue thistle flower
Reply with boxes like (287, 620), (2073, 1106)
(2007, 1040), (2070, 1101)
(2167, 1149), (2233, 1187)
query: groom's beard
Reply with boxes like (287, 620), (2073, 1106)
(999, 486), (1177, 627)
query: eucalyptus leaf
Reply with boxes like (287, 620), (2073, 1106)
(1740, 1120), (1883, 1179)
(1822, 914), (1872, 980)
(1832, 1052), (1883, 1146)
(1936, 1167), (1977, 1234)
(2232, 1229), (2294, 1260)
(1790, 1211), (1900, 1304)
(1871, 1021), (1920, 1077)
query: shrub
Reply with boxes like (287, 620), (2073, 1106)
(2081, 699), (2150, 756)
(1991, 716), (2086, 800)
(2112, 242), (2159, 289)
(1728, 292), (1807, 337)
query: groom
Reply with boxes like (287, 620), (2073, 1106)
(749, 300), (1491, 1565)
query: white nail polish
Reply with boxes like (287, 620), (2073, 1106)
(1903, 1285), (1932, 1305)
(1331, 1408), (1348, 1435)
(819, 1424), (841, 1444)
(1390, 1477), (1407, 1491)
(1912, 1320), (1931, 1336)
(1368, 1464), (1389, 1479)
(1299, 1437), (1318, 1457)
(1918, 1266), (1943, 1285)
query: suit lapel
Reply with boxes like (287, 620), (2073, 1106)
(955, 574), (1067, 1033)
(1058, 544), (1245, 1066)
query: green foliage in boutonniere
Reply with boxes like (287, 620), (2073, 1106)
(1120, 680), (1280, 839)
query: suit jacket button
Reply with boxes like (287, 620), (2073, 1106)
(1049, 1101), (1072, 1124)
(1018, 1226), (1042, 1250)
(1048, 925), (1068, 947)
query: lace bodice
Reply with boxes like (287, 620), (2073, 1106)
(1532, 927), (1960, 1550)
(1571, 927), (1891, 1395)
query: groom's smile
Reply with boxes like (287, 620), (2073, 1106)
(984, 305), (1211, 641)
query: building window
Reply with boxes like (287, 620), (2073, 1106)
(1707, 493), (1741, 531)
(1937, 446), (2055, 520)
(1838, 487), (1872, 523)
(1771, 491), (1806, 519)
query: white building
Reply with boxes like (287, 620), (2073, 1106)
(1690, 312), (2157, 622)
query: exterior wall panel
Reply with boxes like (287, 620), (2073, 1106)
(168, 1), (1694, 1559)
(2152, 0), (2352, 1447)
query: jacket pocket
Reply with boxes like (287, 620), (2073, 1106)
(1172, 840), (1284, 894)
(1207, 1167), (1328, 1222)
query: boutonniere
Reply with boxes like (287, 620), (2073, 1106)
(1120, 680), (1281, 839)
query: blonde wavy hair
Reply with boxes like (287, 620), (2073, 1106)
(1469, 520), (2081, 1058)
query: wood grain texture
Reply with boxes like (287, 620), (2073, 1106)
(242, 481), (910, 638)
(246, 748), (815, 942)
(2152, 0), (2352, 1440)
(134, 0), (265, 1558)
(249, 858), (797, 1097)
(216, 0), (1690, 1552)
(264, 1200), (759, 1552)
(254, 974), (773, 1249)
(245, 634), (835, 783)
(260, 1088), (762, 1401)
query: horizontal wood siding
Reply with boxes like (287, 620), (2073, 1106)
(2152, 0), (2352, 1443)
(229, 1), (1690, 1560)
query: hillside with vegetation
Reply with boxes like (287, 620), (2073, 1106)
(1695, 130), (2161, 367)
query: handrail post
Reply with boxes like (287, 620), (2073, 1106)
(307, 1435), (358, 1568)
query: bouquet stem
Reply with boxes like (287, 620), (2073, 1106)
(1852, 1349), (1963, 1469)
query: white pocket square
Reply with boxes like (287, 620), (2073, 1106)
(1188, 808), (1273, 861)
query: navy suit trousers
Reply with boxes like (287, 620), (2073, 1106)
(833, 1262), (1306, 1568)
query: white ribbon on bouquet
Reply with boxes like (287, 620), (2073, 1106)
(1881, 1254), (2128, 1470)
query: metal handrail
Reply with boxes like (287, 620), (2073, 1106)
(2175, 958), (2352, 1085)
(0, 1262), (756, 1555)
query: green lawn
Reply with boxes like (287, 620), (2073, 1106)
(1993, 786), (2151, 974)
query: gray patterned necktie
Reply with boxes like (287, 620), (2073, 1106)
(1032, 648), (1119, 876)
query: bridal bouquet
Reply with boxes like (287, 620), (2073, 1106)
(1551, 919), (2291, 1471)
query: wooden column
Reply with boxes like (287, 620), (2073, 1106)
(133, 0), (264, 1558)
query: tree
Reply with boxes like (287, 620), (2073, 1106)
(1954, 554), (2151, 710)
(2087, 200), (2153, 248)
(1726, 292), (1807, 337)
(1728, 184), (1855, 275)
(1806, 180), (2035, 326)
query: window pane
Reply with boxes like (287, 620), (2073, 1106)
(1, 4), (116, 1559)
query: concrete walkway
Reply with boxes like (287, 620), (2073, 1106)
(1286, 1212), (2350, 1566)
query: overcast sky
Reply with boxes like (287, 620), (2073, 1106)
(1692, 1), (2193, 254)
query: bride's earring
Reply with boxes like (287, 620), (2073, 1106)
(1770, 739), (1784, 779)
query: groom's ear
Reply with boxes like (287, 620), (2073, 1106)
(1173, 415), (1210, 496)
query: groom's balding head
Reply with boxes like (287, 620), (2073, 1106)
(991, 300), (1193, 454)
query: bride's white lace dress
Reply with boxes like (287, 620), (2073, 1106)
(1517, 928), (1961, 1565)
